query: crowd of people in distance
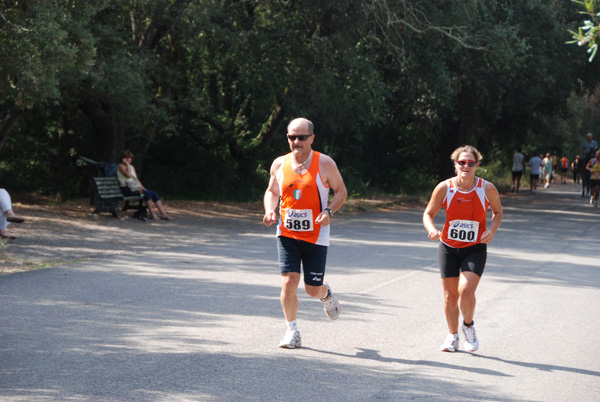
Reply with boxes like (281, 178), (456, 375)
(511, 132), (600, 207)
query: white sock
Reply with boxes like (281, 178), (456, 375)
(286, 320), (298, 332)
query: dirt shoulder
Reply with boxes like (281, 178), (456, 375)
(0, 194), (426, 276)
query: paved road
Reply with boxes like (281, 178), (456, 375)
(1, 183), (599, 401)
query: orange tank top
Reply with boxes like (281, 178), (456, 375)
(277, 152), (331, 246)
(441, 177), (489, 248)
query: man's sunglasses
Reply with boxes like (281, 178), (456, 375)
(457, 160), (477, 167)
(287, 134), (313, 141)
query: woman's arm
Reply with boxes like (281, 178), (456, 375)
(118, 162), (132, 178)
(481, 182), (503, 244)
(423, 182), (446, 241)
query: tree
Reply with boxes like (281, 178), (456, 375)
(567, 0), (600, 62)
(0, 0), (597, 199)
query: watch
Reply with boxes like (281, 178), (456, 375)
(325, 207), (333, 217)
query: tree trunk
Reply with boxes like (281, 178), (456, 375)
(0, 105), (25, 151)
(56, 105), (72, 201)
(256, 100), (287, 160)
(438, 118), (463, 180)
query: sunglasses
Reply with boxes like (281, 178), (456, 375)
(457, 160), (477, 167)
(287, 134), (312, 141)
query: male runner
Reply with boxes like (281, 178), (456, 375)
(263, 117), (347, 348)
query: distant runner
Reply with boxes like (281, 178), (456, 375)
(586, 150), (600, 207)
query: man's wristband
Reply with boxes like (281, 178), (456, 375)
(325, 207), (333, 217)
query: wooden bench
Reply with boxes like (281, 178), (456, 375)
(90, 176), (145, 218)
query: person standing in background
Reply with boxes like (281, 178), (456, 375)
(581, 133), (598, 197)
(552, 151), (558, 183)
(528, 153), (543, 194)
(511, 148), (526, 193)
(543, 153), (553, 189)
(586, 150), (600, 207)
(572, 155), (581, 184)
(559, 154), (569, 184)
(582, 133), (598, 157)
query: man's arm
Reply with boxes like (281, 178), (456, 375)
(263, 157), (283, 226)
(315, 155), (347, 226)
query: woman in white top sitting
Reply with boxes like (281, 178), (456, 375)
(117, 150), (172, 220)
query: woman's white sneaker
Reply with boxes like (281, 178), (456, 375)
(440, 333), (460, 352)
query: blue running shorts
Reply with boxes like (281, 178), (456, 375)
(277, 236), (328, 286)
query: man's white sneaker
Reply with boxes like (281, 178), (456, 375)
(321, 282), (340, 320)
(278, 330), (301, 349)
(462, 324), (479, 352)
(440, 333), (459, 352)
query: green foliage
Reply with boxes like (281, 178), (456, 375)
(567, 0), (600, 62)
(0, 0), (599, 201)
(476, 159), (512, 192)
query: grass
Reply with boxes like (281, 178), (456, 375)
(0, 258), (89, 275)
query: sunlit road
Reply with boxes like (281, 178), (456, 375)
(1, 182), (599, 401)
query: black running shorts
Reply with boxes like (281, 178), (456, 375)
(438, 242), (487, 278)
(277, 236), (328, 286)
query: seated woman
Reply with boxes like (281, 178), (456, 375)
(1, 188), (25, 239)
(117, 150), (172, 220)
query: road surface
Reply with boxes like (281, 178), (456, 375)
(1, 183), (599, 401)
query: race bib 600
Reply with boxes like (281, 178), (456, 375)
(448, 219), (479, 243)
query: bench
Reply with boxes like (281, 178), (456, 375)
(90, 176), (145, 218)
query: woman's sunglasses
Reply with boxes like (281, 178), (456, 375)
(457, 160), (477, 167)
(287, 134), (313, 141)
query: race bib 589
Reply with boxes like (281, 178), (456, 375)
(284, 209), (314, 232)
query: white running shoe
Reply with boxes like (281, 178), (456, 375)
(440, 333), (459, 352)
(462, 324), (479, 352)
(278, 330), (301, 349)
(321, 282), (340, 320)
